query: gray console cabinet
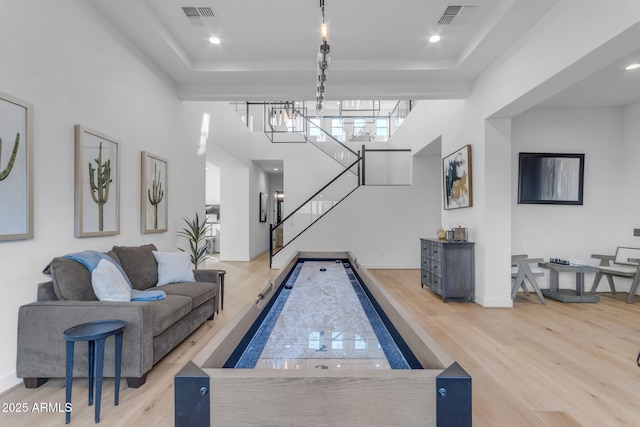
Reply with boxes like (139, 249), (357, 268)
(421, 238), (475, 302)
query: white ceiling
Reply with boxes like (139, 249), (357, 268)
(88, 0), (640, 112)
(253, 159), (283, 176)
(89, 0), (559, 101)
(88, 1), (640, 178)
(539, 47), (640, 108)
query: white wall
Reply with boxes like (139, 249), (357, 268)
(272, 153), (441, 268)
(249, 162), (270, 259)
(511, 106), (626, 289)
(205, 162), (221, 205)
(622, 101), (640, 245)
(219, 167), (249, 260)
(0, 1), (206, 392)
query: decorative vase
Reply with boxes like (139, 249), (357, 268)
(437, 228), (446, 240)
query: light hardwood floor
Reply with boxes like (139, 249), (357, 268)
(2, 254), (639, 426)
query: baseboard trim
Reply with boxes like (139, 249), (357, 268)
(474, 295), (513, 308)
(0, 371), (23, 396)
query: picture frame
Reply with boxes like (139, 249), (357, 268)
(74, 125), (120, 237)
(259, 192), (268, 222)
(141, 151), (168, 233)
(0, 92), (33, 241)
(443, 144), (472, 209)
(518, 152), (584, 205)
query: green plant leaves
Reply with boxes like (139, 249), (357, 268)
(177, 212), (211, 269)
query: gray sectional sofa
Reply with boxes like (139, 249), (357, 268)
(16, 244), (224, 388)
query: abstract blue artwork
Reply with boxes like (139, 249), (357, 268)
(518, 153), (584, 205)
(443, 144), (472, 209)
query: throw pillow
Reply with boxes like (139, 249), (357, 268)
(91, 259), (132, 302)
(152, 251), (196, 286)
(112, 244), (158, 290)
(48, 257), (98, 301)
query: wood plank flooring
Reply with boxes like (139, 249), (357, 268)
(2, 254), (639, 426)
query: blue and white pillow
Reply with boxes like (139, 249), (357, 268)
(91, 259), (132, 302)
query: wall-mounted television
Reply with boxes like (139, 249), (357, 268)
(517, 152), (584, 205)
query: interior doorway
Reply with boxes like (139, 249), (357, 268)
(205, 162), (221, 258)
(273, 190), (284, 249)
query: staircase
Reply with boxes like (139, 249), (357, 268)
(233, 100), (413, 267)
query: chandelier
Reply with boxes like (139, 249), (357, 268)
(316, 0), (330, 114)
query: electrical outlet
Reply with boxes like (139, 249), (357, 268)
(634, 229), (640, 236)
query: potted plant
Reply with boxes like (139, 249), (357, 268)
(177, 212), (211, 269)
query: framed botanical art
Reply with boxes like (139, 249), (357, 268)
(0, 92), (33, 241)
(141, 151), (168, 233)
(74, 125), (120, 237)
(443, 144), (472, 209)
(518, 152), (584, 205)
(259, 192), (268, 222)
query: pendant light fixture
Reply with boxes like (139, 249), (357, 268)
(316, 0), (330, 114)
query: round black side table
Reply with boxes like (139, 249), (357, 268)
(63, 319), (126, 424)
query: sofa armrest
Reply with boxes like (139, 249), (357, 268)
(193, 269), (225, 284)
(193, 269), (226, 312)
(17, 301), (154, 380)
(37, 281), (58, 301)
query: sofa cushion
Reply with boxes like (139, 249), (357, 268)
(112, 244), (158, 290)
(49, 257), (97, 301)
(152, 251), (195, 285)
(156, 281), (216, 309)
(149, 295), (192, 336)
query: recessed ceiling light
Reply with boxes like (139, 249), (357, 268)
(274, 168), (279, 171)
(209, 36), (221, 45)
(625, 63), (640, 71)
(428, 35), (441, 43)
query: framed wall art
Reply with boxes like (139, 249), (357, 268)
(74, 125), (120, 237)
(0, 92), (33, 241)
(141, 151), (168, 233)
(518, 152), (584, 205)
(443, 144), (472, 209)
(259, 192), (268, 222)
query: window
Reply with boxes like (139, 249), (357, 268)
(331, 118), (343, 138)
(376, 117), (389, 137)
(309, 118), (321, 136)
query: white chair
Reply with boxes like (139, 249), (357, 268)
(511, 255), (546, 304)
(591, 247), (640, 303)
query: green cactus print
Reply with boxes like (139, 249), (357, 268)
(0, 133), (20, 181)
(88, 142), (112, 231)
(147, 162), (164, 229)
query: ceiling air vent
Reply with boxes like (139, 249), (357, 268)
(437, 5), (478, 25)
(182, 6), (217, 26)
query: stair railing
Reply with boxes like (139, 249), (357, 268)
(389, 100), (413, 136)
(301, 113), (360, 174)
(269, 155), (361, 268)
